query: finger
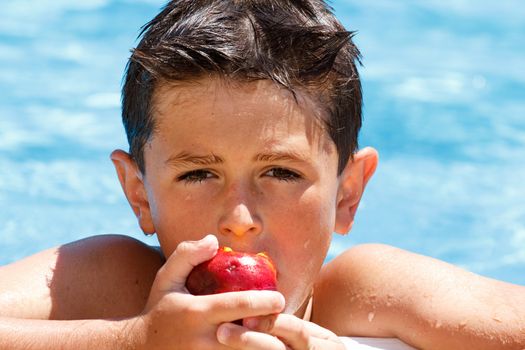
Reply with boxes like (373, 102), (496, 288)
(154, 234), (218, 292)
(245, 313), (339, 349)
(216, 322), (289, 350)
(205, 290), (285, 323)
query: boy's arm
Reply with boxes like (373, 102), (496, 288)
(0, 317), (138, 350)
(0, 235), (162, 320)
(314, 243), (525, 350)
(0, 235), (161, 349)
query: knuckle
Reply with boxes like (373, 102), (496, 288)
(185, 302), (206, 316)
(237, 293), (255, 310)
(155, 263), (172, 281)
(259, 314), (277, 332)
(180, 301), (207, 324)
(175, 241), (193, 255)
(298, 323), (310, 343)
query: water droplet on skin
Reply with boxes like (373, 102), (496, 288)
(368, 312), (375, 322)
(303, 239), (310, 249)
(386, 293), (394, 307)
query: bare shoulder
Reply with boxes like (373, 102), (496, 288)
(0, 234), (164, 320)
(312, 243), (525, 349)
(312, 243), (402, 337)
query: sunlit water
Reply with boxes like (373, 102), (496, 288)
(1, 0), (524, 285)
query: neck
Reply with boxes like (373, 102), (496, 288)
(294, 291), (313, 321)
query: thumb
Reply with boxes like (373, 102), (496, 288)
(153, 234), (218, 295)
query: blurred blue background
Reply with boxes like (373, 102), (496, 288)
(0, 0), (524, 284)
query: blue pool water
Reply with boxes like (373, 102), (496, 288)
(1, 1), (524, 285)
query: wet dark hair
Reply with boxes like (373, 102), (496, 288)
(122, 0), (362, 175)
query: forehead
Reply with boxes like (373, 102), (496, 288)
(150, 77), (332, 146)
(154, 77), (323, 111)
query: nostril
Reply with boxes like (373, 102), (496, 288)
(219, 223), (261, 237)
(247, 227), (260, 235)
(220, 227), (233, 235)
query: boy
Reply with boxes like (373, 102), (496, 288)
(0, 0), (524, 349)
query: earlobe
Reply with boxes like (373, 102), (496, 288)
(334, 147), (379, 235)
(110, 149), (156, 235)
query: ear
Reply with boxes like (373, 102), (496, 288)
(110, 149), (155, 235)
(334, 147), (378, 235)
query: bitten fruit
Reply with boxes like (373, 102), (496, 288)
(186, 247), (277, 295)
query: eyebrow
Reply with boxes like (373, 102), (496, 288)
(165, 150), (310, 168)
(254, 150), (309, 164)
(165, 152), (224, 167)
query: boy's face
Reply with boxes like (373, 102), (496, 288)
(114, 77), (376, 315)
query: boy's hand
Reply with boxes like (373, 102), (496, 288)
(217, 314), (345, 350)
(130, 235), (286, 350)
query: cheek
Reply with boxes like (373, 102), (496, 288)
(268, 187), (335, 311)
(269, 185), (336, 238)
(149, 190), (219, 256)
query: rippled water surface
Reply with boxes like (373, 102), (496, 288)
(1, 1), (524, 284)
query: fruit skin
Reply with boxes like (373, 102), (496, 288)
(186, 247), (277, 295)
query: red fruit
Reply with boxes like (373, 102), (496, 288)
(186, 247), (277, 295)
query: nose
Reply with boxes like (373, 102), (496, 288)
(218, 187), (262, 238)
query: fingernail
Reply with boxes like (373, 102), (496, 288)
(201, 234), (213, 242)
(217, 324), (231, 344)
(244, 317), (258, 329)
(272, 292), (286, 311)
(200, 234), (218, 247)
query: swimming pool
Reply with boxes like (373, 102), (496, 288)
(1, 0), (524, 285)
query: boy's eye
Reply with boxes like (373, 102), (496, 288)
(177, 169), (215, 183)
(264, 167), (302, 182)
